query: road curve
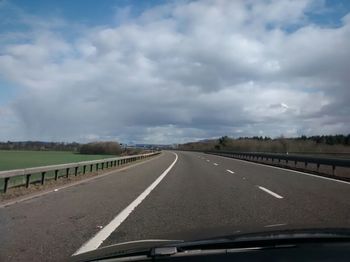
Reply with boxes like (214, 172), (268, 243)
(1, 151), (350, 261)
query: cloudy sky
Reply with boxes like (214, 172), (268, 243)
(0, 0), (349, 144)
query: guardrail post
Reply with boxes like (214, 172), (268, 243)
(41, 172), (46, 185)
(54, 170), (59, 180)
(305, 162), (308, 169)
(66, 168), (69, 178)
(96, 163), (99, 171)
(25, 174), (31, 188)
(3, 177), (9, 193)
(102, 163), (104, 170)
(332, 165), (336, 176)
(106, 162), (109, 168)
(74, 167), (78, 176)
(317, 163), (320, 173)
(90, 164), (93, 172)
(83, 165), (86, 174)
(295, 160), (297, 167)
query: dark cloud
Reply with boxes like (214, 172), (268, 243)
(0, 0), (349, 143)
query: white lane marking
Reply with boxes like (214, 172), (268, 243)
(73, 152), (178, 256)
(213, 163), (218, 166)
(264, 223), (287, 228)
(206, 159), (210, 162)
(257, 186), (283, 199)
(226, 169), (235, 174)
(216, 155), (350, 186)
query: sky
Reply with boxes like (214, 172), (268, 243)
(0, 0), (350, 144)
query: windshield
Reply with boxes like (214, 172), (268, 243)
(0, 1), (350, 261)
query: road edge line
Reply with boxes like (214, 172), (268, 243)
(73, 152), (178, 256)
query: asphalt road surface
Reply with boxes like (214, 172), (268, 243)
(1, 151), (350, 261)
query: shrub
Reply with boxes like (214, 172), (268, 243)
(79, 141), (122, 155)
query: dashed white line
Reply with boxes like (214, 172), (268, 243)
(264, 223), (287, 228)
(223, 156), (350, 185)
(73, 152), (178, 256)
(213, 163), (218, 166)
(206, 159), (210, 162)
(257, 186), (283, 199)
(226, 169), (235, 174)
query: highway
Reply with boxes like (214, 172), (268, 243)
(1, 151), (350, 261)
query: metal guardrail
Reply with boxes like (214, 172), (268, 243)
(0, 152), (161, 193)
(205, 151), (350, 176)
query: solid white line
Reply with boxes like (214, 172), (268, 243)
(257, 186), (283, 199)
(216, 155), (350, 185)
(73, 152), (178, 256)
(226, 169), (235, 174)
(213, 163), (218, 166)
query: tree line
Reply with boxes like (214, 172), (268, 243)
(0, 140), (145, 156)
(178, 134), (350, 153)
(0, 141), (123, 155)
(233, 134), (350, 145)
(0, 141), (80, 151)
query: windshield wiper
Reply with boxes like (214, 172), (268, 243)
(71, 228), (350, 261)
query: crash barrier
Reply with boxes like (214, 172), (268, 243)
(0, 152), (161, 193)
(205, 150), (350, 178)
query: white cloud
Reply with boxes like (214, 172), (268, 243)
(0, 0), (349, 143)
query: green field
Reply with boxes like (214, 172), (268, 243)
(0, 150), (118, 191)
(0, 150), (117, 171)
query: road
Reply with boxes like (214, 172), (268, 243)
(1, 151), (350, 261)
